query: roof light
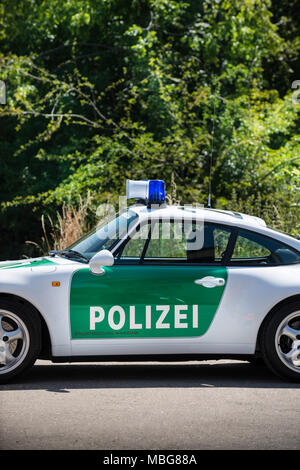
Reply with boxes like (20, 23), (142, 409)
(126, 179), (166, 205)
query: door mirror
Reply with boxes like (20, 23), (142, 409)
(89, 249), (114, 275)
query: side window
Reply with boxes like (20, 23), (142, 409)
(144, 221), (189, 262)
(214, 227), (232, 261)
(142, 221), (232, 264)
(230, 229), (300, 266)
(116, 223), (149, 263)
(232, 235), (271, 260)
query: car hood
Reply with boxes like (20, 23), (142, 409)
(0, 257), (58, 270)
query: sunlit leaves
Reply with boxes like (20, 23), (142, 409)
(0, 0), (299, 258)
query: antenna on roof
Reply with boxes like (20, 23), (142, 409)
(207, 89), (216, 209)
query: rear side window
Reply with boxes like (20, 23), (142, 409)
(230, 229), (300, 266)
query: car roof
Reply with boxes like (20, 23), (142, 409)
(130, 204), (266, 227)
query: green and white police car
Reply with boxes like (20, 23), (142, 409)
(1, 179), (300, 383)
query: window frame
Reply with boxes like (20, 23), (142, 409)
(226, 227), (300, 267)
(112, 217), (300, 268)
(114, 218), (236, 266)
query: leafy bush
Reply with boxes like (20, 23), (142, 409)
(0, 0), (299, 258)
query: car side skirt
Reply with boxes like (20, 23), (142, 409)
(49, 353), (258, 363)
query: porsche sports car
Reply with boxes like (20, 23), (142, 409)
(1, 179), (300, 383)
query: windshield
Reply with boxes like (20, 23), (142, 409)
(68, 209), (139, 260)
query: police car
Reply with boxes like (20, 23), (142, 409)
(1, 179), (300, 383)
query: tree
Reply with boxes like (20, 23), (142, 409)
(0, 0), (299, 258)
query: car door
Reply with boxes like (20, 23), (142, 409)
(69, 218), (234, 356)
(203, 227), (300, 353)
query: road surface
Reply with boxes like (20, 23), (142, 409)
(0, 359), (299, 450)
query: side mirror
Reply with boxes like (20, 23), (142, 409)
(89, 249), (114, 275)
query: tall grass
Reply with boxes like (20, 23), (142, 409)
(26, 194), (93, 255)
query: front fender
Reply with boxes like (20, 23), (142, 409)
(0, 264), (76, 356)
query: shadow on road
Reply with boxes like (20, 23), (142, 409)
(1, 361), (300, 392)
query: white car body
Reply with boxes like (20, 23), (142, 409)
(1, 205), (300, 362)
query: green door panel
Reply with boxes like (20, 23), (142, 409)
(70, 265), (227, 339)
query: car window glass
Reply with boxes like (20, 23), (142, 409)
(117, 224), (150, 261)
(145, 222), (189, 260)
(142, 221), (232, 264)
(232, 235), (271, 259)
(214, 228), (232, 261)
(69, 209), (138, 260)
(230, 229), (300, 266)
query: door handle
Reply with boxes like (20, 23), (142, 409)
(194, 276), (225, 288)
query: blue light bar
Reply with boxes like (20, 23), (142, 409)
(126, 179), (166, 204)
(148, 180), (165, 204)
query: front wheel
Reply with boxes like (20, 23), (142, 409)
(261, 302), (300, 382)
(247, 357), (265, 366)
(0, 300), (41, 384)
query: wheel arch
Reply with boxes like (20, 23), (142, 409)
(0, 292), (52, 359)
(255, 294), (300, 354)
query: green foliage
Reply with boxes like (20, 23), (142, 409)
(219, 189), (300, 237)
(0, 0), (299, 258)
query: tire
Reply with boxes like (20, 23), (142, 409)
(247, 357), (265, 366)
(0, 299), (41, 384)
(261, 301), (300, 382)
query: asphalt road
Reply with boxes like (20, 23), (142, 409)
(0, 359), (299, 450)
